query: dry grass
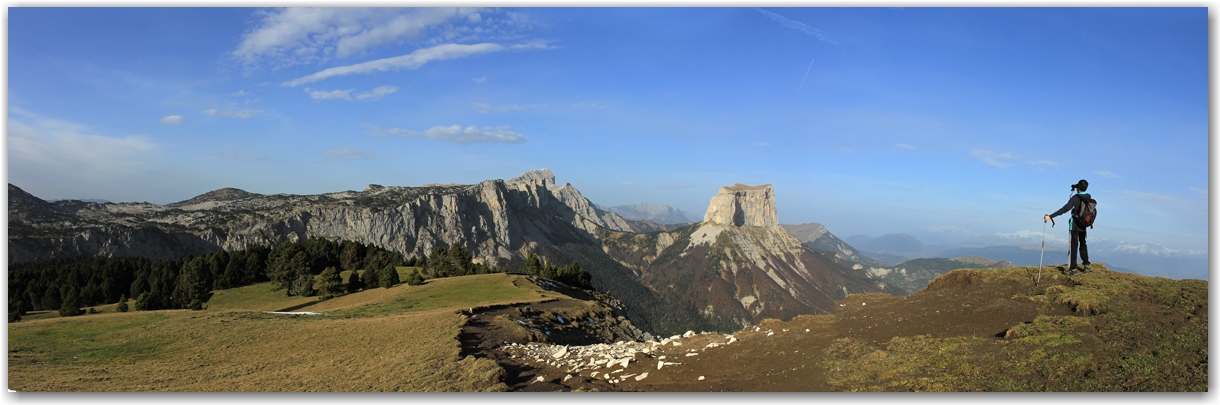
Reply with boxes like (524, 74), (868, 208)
(8, 273), (556, 392)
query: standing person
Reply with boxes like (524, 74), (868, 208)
(1045, 180), (1093, 275)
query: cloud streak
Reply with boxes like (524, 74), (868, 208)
(756, 9), (837, 44)
(283, 42), (549, 86)
(369, 124), (526, 144)
(9, 109), (158, 192)
(204, 104), (262, 119)
(233, 8), (486, 68)
(320, 146), (383, 161)
(159, 115), (184, 125)
(971, 149), (1016, 168)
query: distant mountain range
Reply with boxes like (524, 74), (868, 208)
(841, 231), (1206, 280)
(601, 201), (697, 225)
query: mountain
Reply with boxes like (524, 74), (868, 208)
(604, 201), (696, 225)
(782, 223), (887, 268)
(8, 172), (891, 336)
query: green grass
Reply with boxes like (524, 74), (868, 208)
(333, 273), (546, 317)
(9, 312), (171, 366)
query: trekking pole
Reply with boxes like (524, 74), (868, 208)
(1037, 217), (1054, 287)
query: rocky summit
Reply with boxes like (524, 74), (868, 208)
(702, 184), (777, 227)
(9, 171), (891, 336)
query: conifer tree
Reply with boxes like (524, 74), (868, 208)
(347, 270), (365, 293)
(379, 264), (400, 288)
(317, 266), (343, 298)
(59, 286), (83, 317)
(135, 292), (151, 311)
(116, 294), (129, 312)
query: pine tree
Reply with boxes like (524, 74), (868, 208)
(379, 264), (400, 288)
(135, 292), (151, 311)
(116, 294), (129, 312)
(317, 267), (343, 298)
(59, 286), (83, 317)
(300, 276), (316, 297)
(347, 270), (365, 293)
(405, 270), (425, 286)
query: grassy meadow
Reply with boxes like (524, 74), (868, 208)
(8, 272), (557, 392)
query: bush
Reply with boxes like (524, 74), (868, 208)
(116, 294), (129, 312)
(405, 270), (425, 286)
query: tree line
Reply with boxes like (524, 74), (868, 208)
(8, 238), (594, 322)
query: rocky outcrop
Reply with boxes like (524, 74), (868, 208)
(703, 184), (777, 227)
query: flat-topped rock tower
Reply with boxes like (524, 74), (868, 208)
(703, 184), (777, 227)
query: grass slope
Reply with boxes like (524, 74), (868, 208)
(9, 273), (558, 392)
(823, 264), (1207, 391)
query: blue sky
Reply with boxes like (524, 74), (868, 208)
(7, 7), (1209, 253)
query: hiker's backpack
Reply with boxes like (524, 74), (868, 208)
(1073, 194), (1097, 229)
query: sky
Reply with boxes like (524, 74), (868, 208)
(6, 7), (1209, 254)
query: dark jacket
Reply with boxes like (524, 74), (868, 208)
(1049, 192), (1090, 231)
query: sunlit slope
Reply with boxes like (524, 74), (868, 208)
(8, 273), (557, 392)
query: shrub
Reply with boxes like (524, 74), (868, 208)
(116, 294), (129, 312)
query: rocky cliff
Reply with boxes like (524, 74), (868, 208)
(9, 173), (892, 336)
(703, 184), (778, 227)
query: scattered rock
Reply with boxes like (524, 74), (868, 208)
(635, 373), (649, 381)
(698, 376), (705, 381)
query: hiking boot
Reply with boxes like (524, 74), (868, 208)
(1082, 264), (1093, 273)
(1065, 267), (1079, 276)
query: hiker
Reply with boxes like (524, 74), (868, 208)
(1044, 179), (1093, 275)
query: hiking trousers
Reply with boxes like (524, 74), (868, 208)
(1070, 228), (1090, 269)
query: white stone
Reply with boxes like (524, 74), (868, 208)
(685, 353), (698, 357)
(552, 346), (568, 359)
(657, 361), (665, 370)
(698, 376), (706, 381)
(563, 374), (572, 382)
(635, 373), (649, 381)
(535, 376), (545, 383)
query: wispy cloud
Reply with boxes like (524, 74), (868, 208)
(895, 143), (914, 149)
(1094, 170), (1120, 178)
(1120, 190), (1205, 217)
(229, 90), (251, 97)
(901, 186), (943, 192)
(755, 9), (836, 44)
(203, 104), (262, 119)
(159, 115), (184, 125)
(283, 41), (550, 86)
(356, 85), (398, 100)
(472, 102), (544, 114)
(1190, 187), (1207, 195)
(307, 88), (353, 100)
(306, 86), (398, 101)
(320, 146), (383, 161)
(1029, 160), (1058, 167)
(971, 149), (1016, 168)
(756, 142), (769, 147)
(9, 109), (158, 185)
(233, 8), (488, 68)
(369, 124), (526, 144)
(473, 76), (488, 84)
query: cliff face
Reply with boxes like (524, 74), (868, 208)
(703, 184), (778, 227)
(9, 174), (892, 336)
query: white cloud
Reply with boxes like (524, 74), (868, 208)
(229, 90), (251, 97)
(320, 146), (382, 161)
(356, 85), (398, 100)
(1029, 160), (1058, 167)
(472, 102), (537, 114)
(306, 86), (398, 101)
(9, 109), (158, 190)
(307, 88), (353, 100)
(283, 41), (549, 86)
(1190, 187), (1207, 195)
(233, 8), (485, 68)
(159, 115), (184, 125)
(203, 104), (262, 118)
(473, 76), (488, 84)
(1094, 170), (1120, 178)
(895, 143), (914, 149)
(756, 142), (769, 147)
(971, 149), (1016, 168)
(755, 9), (836, 44)
(369, 124), (525, 144)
